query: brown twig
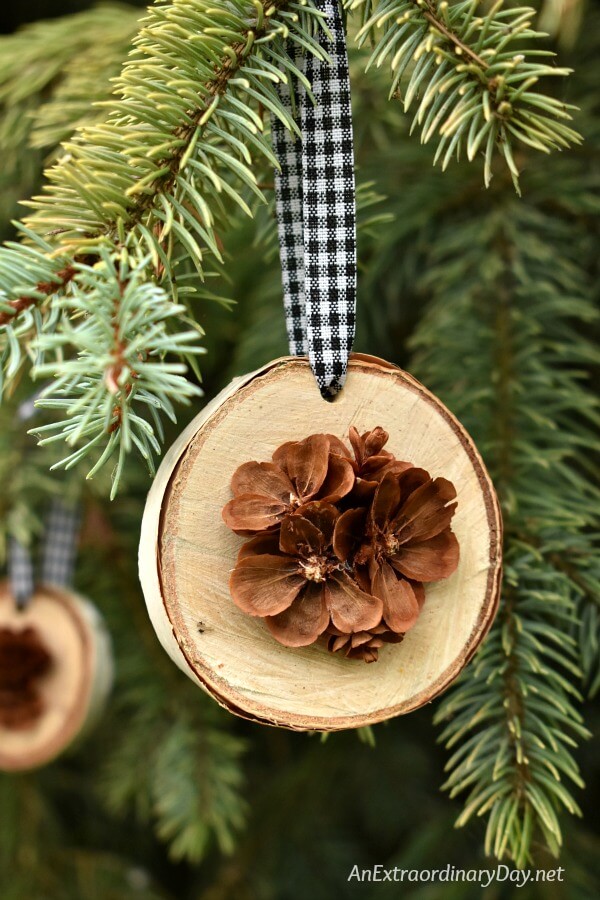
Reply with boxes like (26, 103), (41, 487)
(422, 6), (488, 73)
(0, 265), (77, 327)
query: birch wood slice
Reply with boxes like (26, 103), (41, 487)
(140, 356), (502, 731)
(0, 583), (113, 770)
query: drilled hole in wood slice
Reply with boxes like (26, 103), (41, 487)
(140, 357), (502, 731)
(0, 583), (112, 770)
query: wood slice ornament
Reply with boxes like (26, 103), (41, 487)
(140, 355), (502, 730)
(140, 5), (502, 729)
(0, 582), (113, 770)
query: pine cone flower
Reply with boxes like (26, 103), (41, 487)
(327, 622), (406, 664)
(0, 626), (53, 729)
(343, 426), (412, 504)
(347, 426), (395, 477)
(222, 433), (355, 535)
(223, 427), (460, 663)
(357, 468), (459, 633)
(229, 502), (383, 647)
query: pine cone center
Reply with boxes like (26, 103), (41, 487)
(383, 533), (400, 555)
(300, 555), (332, 583)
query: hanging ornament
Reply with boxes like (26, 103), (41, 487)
(0, 502), (113, 771)
(139, 1), (502, 730)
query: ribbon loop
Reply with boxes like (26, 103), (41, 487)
(272, 0), (356, 399)
(8, 500), (80, 609)
(7, 395), (81, 608)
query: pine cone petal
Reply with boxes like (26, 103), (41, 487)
(391, 529), (460, 582)
(371, 561), (420, 633)
(317, 455), (355, 503)
(350, 631), (373, 648)
(393, 476), (457, 542)
(332, 508), (366, 563)
(237, 532), (281, 561)
(372, 470), (402, 529)
(325, 434), (351, 458)
(230, 554), (304, 616)
(326, 573), (383, 633)
(266, 583), (329, 647)
(223, 494), (288, 533)
(348, 479), (378, 506)
(299, 501), (339, 546)
(412, 580), (426, 610)
(360, 455), (395, 478)
(363, 426), (389, 458)
(348, 425), (390, 467)
(348, 425), (363, 463)
(397, 466), (431, 497)
(231, 461), (295, 503)
(326, 622), (404, 663)
(279, 514), (324, 557)
(273, 434), (330, 501)
(330, 633), (348, 653)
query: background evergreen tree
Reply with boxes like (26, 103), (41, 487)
(0, 1), (598, 897)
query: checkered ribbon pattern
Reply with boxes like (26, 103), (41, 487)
(7, 538), (35, 611)
(8, 501), (80, 609)
(272, 0), (356, 399)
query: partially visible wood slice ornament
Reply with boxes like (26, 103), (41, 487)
(0, 583), (113, 770)
(140, 355), (502, 731)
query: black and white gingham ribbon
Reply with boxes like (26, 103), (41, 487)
(8, 393), (80, 608)
(41, 501), (80, 589)
(8, 538), (35, 610)
(8, 500), (80, 609)
(272, 0), (356, 399)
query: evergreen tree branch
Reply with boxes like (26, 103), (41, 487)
(71, 499), (250, 866)
(410, 201), (598, 865)
(0, 264), (77, 329)
(349, 0), (581, 189)
(21, 0), (310, 261)
(30, 250), (204, 498)
(1, 0), (325, 490)
(0, 5), (140, 233)
(0, 771), (168, 900)
(0, 0), (583, 493)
